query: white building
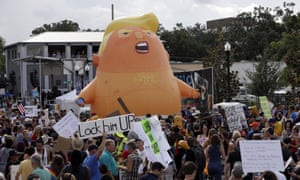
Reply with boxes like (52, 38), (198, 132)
(4, 32), (104, 99)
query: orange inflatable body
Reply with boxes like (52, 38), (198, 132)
(77, 13), (199, 117)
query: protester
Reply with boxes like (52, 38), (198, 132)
(118, 141), (142, 180)
(46, 154), (65, 180)
(31, 154), (51, 180)
(60, 150), (90, 180)
(205, 134), (225, 180)
(15, 146), (35, 180)
(139, 162), (165, 180)
(83, 133), (107, 180)
(181, 161), (197, 180)
(100, 139), (118, 179)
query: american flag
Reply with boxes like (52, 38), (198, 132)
(18, 103), (25, 115)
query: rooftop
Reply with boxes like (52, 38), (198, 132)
(24, 31), (104, 43)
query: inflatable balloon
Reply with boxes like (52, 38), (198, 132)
(76, 13), (200, 117)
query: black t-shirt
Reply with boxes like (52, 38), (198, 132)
(226, 149), (241, 171)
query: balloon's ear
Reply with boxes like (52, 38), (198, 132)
(93, 54), (100, 67)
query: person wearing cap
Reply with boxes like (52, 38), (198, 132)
(140, 162), (165, 180)
(15, 146), (35, 180)
(83, 133), (107, 180)
(247, 121), (260, 140)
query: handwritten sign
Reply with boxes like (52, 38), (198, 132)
(133, 116), (172, 167)
(53, 111), (79, 138)
(77, 114), (135, 139)
(24, 105), (38, 117)
(239, 140), (284, 173)
(223, 103), (247, 132)
(259, 96), (272, 119)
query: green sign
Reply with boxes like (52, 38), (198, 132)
(141, 119), (160, 154)
(259, 96), (272, 119)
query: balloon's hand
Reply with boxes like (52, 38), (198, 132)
(192, 89), (200, 99)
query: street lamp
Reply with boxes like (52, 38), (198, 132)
(224, 41), (231, 102)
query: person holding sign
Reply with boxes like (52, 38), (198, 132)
(118, 141), (143, 180)
(83, 133), (107, 180)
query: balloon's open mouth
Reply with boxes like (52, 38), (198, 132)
(135, 42), (149, 54)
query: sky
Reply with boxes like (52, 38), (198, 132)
(0, 0), (299, 45)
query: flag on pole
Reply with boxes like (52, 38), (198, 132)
(18, 103), (25, 115)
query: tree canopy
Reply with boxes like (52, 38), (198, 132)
(31, 19), (80, 35)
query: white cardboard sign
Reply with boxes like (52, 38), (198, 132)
(53, 111), (79, 138)
(239, 140), (284, 173)
(77, 114), (135, 139)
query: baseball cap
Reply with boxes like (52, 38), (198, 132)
(250, 121), (259, 127)
(88, 144), (98, 151)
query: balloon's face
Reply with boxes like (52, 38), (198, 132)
(99, 26), (170, 73)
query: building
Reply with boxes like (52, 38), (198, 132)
(206, 17), (235, 31)
(4, 32), (103, 102)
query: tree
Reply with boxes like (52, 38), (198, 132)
(31, 19), (80, 35)
(246, 57), (282, 97)
(270, 8), (300, 91)
(159, 23), (208, 62)
(227, 5), (284, 61)
(202, 32), (240, 103)
(0, 36), (5, 75)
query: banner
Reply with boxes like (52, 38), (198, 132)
(133, 116), (172, 167)
(175, 67), (213, 113)
(240, 140), (284, 173)
(77, 114), (135, 139)
(259, 96), (272, 119)
(53, 111), (79, 138)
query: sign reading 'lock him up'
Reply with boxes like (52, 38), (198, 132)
(77, 114), (135, 139)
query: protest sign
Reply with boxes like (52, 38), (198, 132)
(24, 105), (38, 117)
(133, 116), (172, 167)
(221, 102), (247, 132)
(239, 140), (284, 173)
(259, 96), (272, 119)
(53, 136), (72, 158)
(53, 111), (79, 138)
(77, 114), (135, 139)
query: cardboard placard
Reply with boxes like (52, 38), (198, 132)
(240, 140), (284, 173)
(53, 111), (79, 138)
(78, 114), (135, 139)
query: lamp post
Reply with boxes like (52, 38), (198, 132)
(224, 41), (231, 102)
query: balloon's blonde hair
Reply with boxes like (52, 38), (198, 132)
(98, 13), (159, 55)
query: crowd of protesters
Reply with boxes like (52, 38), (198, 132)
(0, 97), (299, 180)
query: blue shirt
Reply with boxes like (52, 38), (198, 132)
(83, 154), (101, 180)
(99, 149), (118, 176)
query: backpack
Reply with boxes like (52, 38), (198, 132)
(191, 145), (206, 172)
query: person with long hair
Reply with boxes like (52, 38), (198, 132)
(46, 154), (65, 180)
(205, 134), (225, 180)
(197, 122), (209, 147)
(60, 150), (90, 180)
